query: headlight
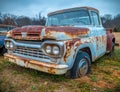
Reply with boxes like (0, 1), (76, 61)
(53, 46), (60, 55)
(5, 41), (14, 49)
(46, 45), (52, 54)
(42, 41), (64, 58)
(6, 42), (10, 48)
(9, 42), (14, 48)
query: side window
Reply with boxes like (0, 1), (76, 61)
(91, 11), (100, 26)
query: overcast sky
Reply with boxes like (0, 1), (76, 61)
(0, 0), (120, 17)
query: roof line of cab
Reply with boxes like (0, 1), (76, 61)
(48, 6), (99, 16)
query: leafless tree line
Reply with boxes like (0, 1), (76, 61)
(0, 12), (46, 27)
(101, 14), (120, 32)
(0, 12), (120, 32)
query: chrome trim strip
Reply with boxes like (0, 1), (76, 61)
(8, 52), (53, 63)
(5, 38), (41, 48)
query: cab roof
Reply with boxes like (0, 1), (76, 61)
(48, 6), (99, 16)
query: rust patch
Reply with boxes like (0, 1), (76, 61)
(102, 35), (106, 48)
(29, 60), (57, 68)
(48, 68), (55, 74)
(64, 38), (81, 62)
(74, 39), (82, 48)
(5, 54), (28, 63)
(46, 26), (89, 38)
(106, 28), (115, 52)
(11, 25), (89, 40)
(96, 37), (99, 50)
(64, 41), (72, 62)
(12, 26), (44, 40)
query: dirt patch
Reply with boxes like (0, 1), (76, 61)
(75, 76), (115, 89)
(112, 70), (120, 78)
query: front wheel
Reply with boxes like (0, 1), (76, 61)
(71, 51), (91, 78)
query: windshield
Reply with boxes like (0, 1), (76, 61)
(46, 10), (90, 26)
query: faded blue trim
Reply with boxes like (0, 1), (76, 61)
(0, 36), (6, 48)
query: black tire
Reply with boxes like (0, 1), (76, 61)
(0, 46), (7, 55)
(109, 42), (115, 56)
(0, 48), (2, 53)
(71, 51), (91, 78)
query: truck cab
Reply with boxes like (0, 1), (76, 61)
(4, 7), (115, 78)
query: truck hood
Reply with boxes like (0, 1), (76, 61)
(11, 26), (89, 40)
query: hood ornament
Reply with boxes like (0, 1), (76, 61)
(21, 32), (27, 38)
(41, 28), (46, 37)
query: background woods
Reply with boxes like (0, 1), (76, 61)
(0, 12), (46, 27)
(101, 14), (120, 32)
(0, 12), (120, 32)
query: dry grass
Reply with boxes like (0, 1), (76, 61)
(114, 32), (120, 46)
(0, 48), (120, 92)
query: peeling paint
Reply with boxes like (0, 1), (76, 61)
(11, 26), (89, 40)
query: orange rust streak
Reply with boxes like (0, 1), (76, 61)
(64, 38), (81, 62)
(11, 26), (89, 41)
(46, 26), (89, 36)
(13, 36), (40, 40)
(48, 68), (55, 74)
(4, 53), (29, 63)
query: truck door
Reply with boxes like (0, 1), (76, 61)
(90, 11), (107, 58)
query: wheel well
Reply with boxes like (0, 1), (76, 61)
(80, 47), (92, 61)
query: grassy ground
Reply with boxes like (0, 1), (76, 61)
(0, 47), (120, 92)
(114, 32), (120, 46)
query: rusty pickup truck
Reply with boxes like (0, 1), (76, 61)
(4, 7), (115, 78)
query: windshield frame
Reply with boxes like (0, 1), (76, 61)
(46, 9), (91, 26)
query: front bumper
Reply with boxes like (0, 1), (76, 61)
(4, 53), (68, 75)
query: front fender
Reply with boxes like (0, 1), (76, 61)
(63, 38), (95, 70)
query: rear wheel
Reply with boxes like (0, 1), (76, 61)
(109, 42), (115, 56)
(71, 51), (91, 78)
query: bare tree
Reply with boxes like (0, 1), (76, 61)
(31, 12), (46, 25)
(2, 13), (16, 25)
(101, 14), (120, 32)
(16, 16), (31, 26)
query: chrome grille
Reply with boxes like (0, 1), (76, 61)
(13, 46), (50, 60)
